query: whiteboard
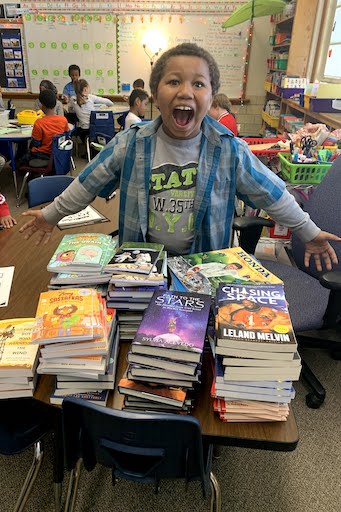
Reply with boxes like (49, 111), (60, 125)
(23, 13), (118, 95)
(118, 15), (250, 98)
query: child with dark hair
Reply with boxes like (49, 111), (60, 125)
(0, 193), (16, 229)
(125, 89), (149, 129)
(208, 93), (238, 135)
(133, 78), (145, 89)
(23, 89), (69, 163)
(21, 43), (340, 272)
(62, 64), (81, 104)
(34, 80), (64, 116)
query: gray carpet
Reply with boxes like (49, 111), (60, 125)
(0, 348), (340, 512)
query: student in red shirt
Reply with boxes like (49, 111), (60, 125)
(208, 93), (238, 135)
(23, 89), (69, 164)
(0, 193), (16, 229)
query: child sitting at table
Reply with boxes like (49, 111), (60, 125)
(20, 43), (340, 272)
(22, 89), (69, 164)
(125, 89), (149, 129)
(62, 64), (81, 105)
(0, 193), (16, 229)
(34, 80), (64, 116)
(208, 93), (238, 135)
(70, 79), (114, 144)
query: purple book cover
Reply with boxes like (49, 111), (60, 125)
(133, 290), (211, 354)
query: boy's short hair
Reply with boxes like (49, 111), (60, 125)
(133, 78), (145, 89)
(149, 43), (220, 96)
(39, 89), (57, 109)
(129, 89), (149, 107)
(40, 79), (58, 96)
(68, 64), (81, 76)
(211, 93), (233, 113)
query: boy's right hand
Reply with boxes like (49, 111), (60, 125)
(19, 210), (55, 244)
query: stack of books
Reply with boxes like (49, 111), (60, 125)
(104, 242), (168, 339)
(31, 288), (118, 406)
(212, 282), (301, 422)
(0, 318), (40, 398)
(47, 233), (117, 293)
(118, 290), (211, 414)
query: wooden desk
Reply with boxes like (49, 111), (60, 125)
(0, 199), (298, 452)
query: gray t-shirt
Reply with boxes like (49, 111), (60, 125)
(147, 126), (201, 255)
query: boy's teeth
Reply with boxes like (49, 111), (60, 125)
(175, 106), (192, 111)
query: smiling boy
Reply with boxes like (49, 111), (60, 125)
(20, 43), (340, 270)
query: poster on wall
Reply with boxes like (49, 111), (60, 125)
(23, 13), (118, 95)
(0, 28), (27, 90)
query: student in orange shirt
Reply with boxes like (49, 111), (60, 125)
(22, 89), (69, 164)
(208, 93), (238, 135)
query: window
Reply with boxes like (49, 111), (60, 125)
(323, 0), (341, 79)
(312, 0), (341, 83)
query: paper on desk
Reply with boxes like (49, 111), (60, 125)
(0, 266), (14, 307)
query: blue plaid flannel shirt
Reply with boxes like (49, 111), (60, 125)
(78, 115), (285, 253)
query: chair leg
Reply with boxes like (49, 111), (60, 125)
(86, 138), (91, 163)
(209, 471), (221, 512)
(54, 482), (62, 512)
(70, 156), (76, 174)
(64, 459), (83, 512)
(301, 359), (326, 409)
(16, 172), (30, 207)
(13, 441), (44, 512)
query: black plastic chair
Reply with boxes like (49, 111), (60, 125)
(62, 397), (221, 512)
(0, 398), (63, 512)
(27, 175), (74, 208)
(86, 111), (115, 162)
(233, 155), (341, 408)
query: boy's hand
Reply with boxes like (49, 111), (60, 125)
(61, 94), (69, 105)
(304, 231), (341, 271)
(19, 210), (55, 244)
(0, 215), (17, 229)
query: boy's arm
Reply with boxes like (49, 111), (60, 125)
(91, 94), (114, 107)
(31, 120), (43, 148)
(0, 194), (17, 228)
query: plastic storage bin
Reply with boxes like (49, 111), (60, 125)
(309, 98), (341, 113)
(242, 137), (288, 156)
(279, 152), (332, 184)
(0, 110), (10, 127)
(17, 110), (44, 125)
(262, 111), (280, 128)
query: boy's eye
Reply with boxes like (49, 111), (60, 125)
(194, 81), (205, 88)
(168, 79), (179, 86)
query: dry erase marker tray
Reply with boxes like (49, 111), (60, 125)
(278, 152), (332, 184)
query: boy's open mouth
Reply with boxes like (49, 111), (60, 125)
(173, 106), (194, 126)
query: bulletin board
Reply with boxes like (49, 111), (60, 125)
(0, 24), (28, 91)
(22, 13), (119, 95)
(118, 16), (250, 99)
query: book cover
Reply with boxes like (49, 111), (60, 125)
(105, 242), (164, 275)
(57, 205), (109, 229)
(168, 247), (282, 295)
(0, 318), (39, 376)
(216, 283), (297, 353)
(32, 289), (104, 344)
(131, 290), (211, 363)
(50, 389), (109, 406)
(118, 377), (186, 407)
(47, 233), (117, 273)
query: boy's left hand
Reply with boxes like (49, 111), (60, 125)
(304, 231), (341, 271)
(0, 215), (17, 229)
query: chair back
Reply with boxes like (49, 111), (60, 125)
(89, 111), (115, 145)
(28, 175), (74, 208)
(63, 397), (209, 492)
(117, 112), (128, 131)
(291, 155), (341, 278)
(52, 132), (73, 175)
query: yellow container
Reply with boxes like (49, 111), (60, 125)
(264, 81), (272, 92)
(304, 94), (314, 110)
(262, 110), (279, 129)
(17, 110), (44, 125)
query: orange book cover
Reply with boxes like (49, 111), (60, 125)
(118, 378), (186, 406)
(32, 288), (104, 344)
